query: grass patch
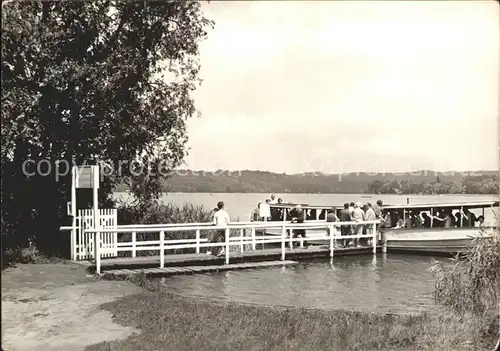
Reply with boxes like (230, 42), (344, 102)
(87, 274), (494, 351)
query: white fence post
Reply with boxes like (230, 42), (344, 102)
(289, 228), (293, 249)
(112, 209), (118, 256)
(372, 222), (377, 254)
(132, 232), (136, 258)
(94, 231), (101, 274)
(78, 209), (85, 260)
(195, 229), (201, 254)
(382, 231), (388, 253)
(70, 166), (77, 260)
(281, 225), (286, 261)
(240, 228), (244, 253)
(225, 228), (230, 265)
(329, 223), (334, 258)
(160, 231), (164, 268)
(251, 227), (256, 250)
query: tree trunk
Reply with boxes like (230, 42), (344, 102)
(494, 309), (500, 351)
(492, 335), (499, 351)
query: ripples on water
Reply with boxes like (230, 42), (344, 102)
(160, 254), (452, 315)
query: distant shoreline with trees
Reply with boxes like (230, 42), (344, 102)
(114, 169), (499, 195)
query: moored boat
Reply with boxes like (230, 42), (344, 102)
(260, 200), (499, 254)
(380, 200), (499, 255)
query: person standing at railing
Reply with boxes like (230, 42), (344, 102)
(380, 210), (393, 228)
(432, 209), (453, 228)
(251, 204), (261, 222)
(352, 202), (364, 247)
(421, 212), (431, 228)
(349, 202), (355, 217)
(270, 194), (278, 204)
(461, 208), (477, 227)
(269, 195), (278, 220)
(259, 199), (271, 221)
(339, 203), (351, 248)
(210, 207), (218, 221)
(290, 204), (307, 248)
(326, 207), (338, 222)
(363, 203), (376, 246)
(372, 200), (383, 219)
(208, 201), (230, 257)
(326, 207), (338, 240)
(276, 198), (284, 220)
(477, 215), (485, 228)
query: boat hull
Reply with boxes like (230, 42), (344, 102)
(383, 227), (492, 255)
(264, 226), (494, 254)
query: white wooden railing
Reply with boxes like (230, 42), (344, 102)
(85, 220), (380, 274)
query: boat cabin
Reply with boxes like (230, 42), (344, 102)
(381, 200), (499, 229)
(268, 200), (499, 229)
(268, 203), (341, 222)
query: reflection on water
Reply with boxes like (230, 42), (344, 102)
(160, 254), (450, 315)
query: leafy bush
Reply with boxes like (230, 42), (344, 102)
(3, 239), (46, 265)
(115, 201), (251, 257)
(116, 202), (211, 256)
(431, 221), (500, 350)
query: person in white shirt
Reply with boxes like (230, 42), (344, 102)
(259, 199), (271, 221)
(349, 202), (355, 217)
(363, 203), (377, 246)
(351, 202), (364, 247)
(270, 194), (278, 204)
(208, 201), (230, 256)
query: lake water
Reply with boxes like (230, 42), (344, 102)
(115, 192), (498, 223)
(160, 254), (449, 315)
(112, 192), (496, 315)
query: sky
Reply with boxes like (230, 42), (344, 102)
(182, 1), (499, 174)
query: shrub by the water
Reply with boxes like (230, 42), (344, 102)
(118, 200), (213, 225)
(116, 202), (214, 256)
(115, 200), (251, 257)
(431, 223), (500, 350)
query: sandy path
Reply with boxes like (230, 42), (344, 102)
(1, 262), (142, 351)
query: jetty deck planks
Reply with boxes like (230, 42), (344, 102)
(75, 245), (381, 274)
(103, 260), (298, 278)
(87, 245), (379, 269)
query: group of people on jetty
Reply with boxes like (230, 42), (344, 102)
(206, 195), (486, 256)
(247, 194), (485, 230)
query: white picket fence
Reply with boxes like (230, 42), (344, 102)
(72, 209), (117, 260)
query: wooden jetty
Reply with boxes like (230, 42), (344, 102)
(75, 219), (381, 274)
(78, 245), (380, 276)
(102, 260), (299, 278)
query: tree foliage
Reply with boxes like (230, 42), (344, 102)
(367, 175), (498, 195)
(113, 170), (498, 194)
(1, 1), (212, 255)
